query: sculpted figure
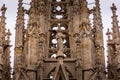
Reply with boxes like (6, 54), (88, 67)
(49, 26), (66, 53)
(49, 25), (68, 57)
(56, 28), (66, 52)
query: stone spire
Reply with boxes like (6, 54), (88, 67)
(0, 4), (11, 80)
(111, 3), (120, 43)
(0, 5), (6, 79)
(93, 0), (104, 61)
(93, 0), (103, 44)
(111, 4), (120, 77)
(93, 0), (103, 30)
(106, 3), (120, 80)
(14, 0), (25, 79)
(0, 4), (7, 73)
(92, 0), (106, 79)
(15, 0), (25, 47)
(0, 4), (7, 44)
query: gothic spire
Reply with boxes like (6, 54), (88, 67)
(111, 3), (120, 43)
(93, 0), (103, 29)
(0, 4), (11, 80)
(0, 4), (7, 43)
(93, 0), (105, 76)
(93, 0), (104, 45)
(14, 0), (25, 73)
(106, 4), (120, 79)
(15, 0), (25, 47)
(16, 0), (24, 28)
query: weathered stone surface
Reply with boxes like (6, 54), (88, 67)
(0, 4), (11, 80)
(13, 0), (107, 80)
(107, 3), (120, 80)
(0, 0), (119, 80)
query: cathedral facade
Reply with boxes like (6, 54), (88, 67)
(0, 0), (120, 80)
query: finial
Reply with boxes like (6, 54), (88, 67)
(94, 0), (101, 15)
(95, 0), (100, 7)
(111, 3), (117, 15)
(110, 3), (119, 41)
(1, 4), (7, 15)
(93, 0), (103, 29)
(111, 3), (117, 11)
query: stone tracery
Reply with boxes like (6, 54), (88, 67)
(0, 0), (120, 80)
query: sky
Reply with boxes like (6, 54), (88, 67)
(0, 0), (120, 70)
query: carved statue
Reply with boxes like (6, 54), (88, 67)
(49, 25), (68, 57)
(56, 27), (66, 52)
(49, 26), (66, 52)
(38, 0), (46, 34)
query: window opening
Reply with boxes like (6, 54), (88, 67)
(56, 0), (61, 2)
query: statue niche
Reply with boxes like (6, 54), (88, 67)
(49, 23), (69, 58)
